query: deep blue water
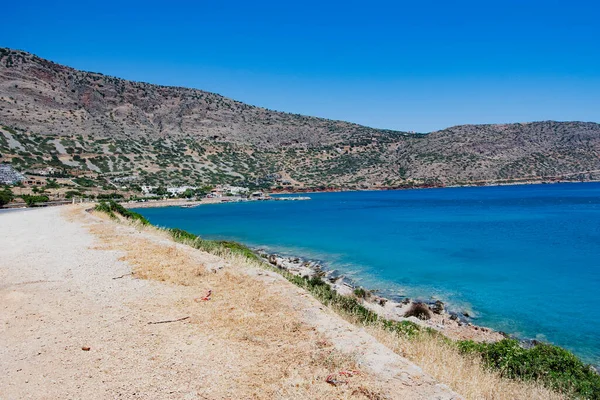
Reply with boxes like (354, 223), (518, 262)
(138, 183), (600, 365)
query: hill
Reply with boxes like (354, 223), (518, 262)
(1, 47), (599, 191)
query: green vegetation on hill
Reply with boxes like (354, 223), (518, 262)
(2, 122), (599, 194)
(1, 47), (599, 191)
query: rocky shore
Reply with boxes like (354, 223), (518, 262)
(256, 250), (505, 343)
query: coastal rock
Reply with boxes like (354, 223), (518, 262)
(404, 303), (432, 320)
(431, 300), (445, 315)
(258, 249), (506, 344)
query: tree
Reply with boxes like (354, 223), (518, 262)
(194, 185), (213, 197)
(20, 194), (49, 207)
(44, 179), (60, 189)
(152, 186), (168, 196)
(0, 188), (14, 207)
(181, 188), (195, 198)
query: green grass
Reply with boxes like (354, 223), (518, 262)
(353, 287), (369, 299)
(458, 339), (600, 398)
(168, 228), (261, 261)
(94, 200), (149, 225)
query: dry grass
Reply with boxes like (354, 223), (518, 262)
(78, 206), (566, 399)
(81, 208), (387, 399)
(369, 329), (565, 400)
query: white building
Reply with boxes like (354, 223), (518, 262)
(219, 185), (249, 196)
(141, 185), (157, 195)
(167, 186), (195, 196)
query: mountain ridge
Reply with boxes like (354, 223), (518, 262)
(1, 47), (599, 190)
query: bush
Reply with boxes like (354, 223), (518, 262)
(73, 177), (96, 187)
(215, 240), (260, 261)
(65, 190), (83, 199)
(458, 339), (600, 398)
(44, 179), (60, 189)
(353, 287), (369, 299)
(21, 194), (49, 207)
(403, 302), (432, 320)
(0, 188), (14, 207)
(169, 228), (199, 242)
(97, 193), (124, 200)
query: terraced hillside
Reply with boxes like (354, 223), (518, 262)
(1, 47), (599, 190)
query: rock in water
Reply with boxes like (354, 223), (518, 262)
(431, 300), (445, 314)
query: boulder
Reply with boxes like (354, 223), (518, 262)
(430, 300), (445, 314)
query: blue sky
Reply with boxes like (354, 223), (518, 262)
(2, 0), (599, 132)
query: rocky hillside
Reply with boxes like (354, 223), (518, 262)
(0, 47), (404, 147)
(1, 47), (599, 190)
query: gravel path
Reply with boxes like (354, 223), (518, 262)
(0, 207), (461, 399)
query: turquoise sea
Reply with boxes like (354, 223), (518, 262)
(138, 183), (600, 365)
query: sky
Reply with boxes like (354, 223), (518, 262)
(2, 0), (599, 132)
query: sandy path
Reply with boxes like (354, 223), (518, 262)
(0, 207), (460, 399)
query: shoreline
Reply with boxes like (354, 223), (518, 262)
(247, 244), (599, 369)
(127, 206), (599, 383)
(254, 249), (505, 343)
(123, 194), (536, 345)
(125, 184), (600, 361)
(270, 178), (600, 195)
(119, 180), (600, 211)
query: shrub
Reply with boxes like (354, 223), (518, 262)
(169, 228), (199, 242)
(97, 193), (124, 200)
(21, 194), (49, 207)
(73, 177), (96, 187)
(281, 273), (380, 326)
(381, 319), (422, 339)
(0, 188), (14, 207)
(215, 240), (260, 261)
(44, 179), (60, 189)
(458, 339), (600, 398)
(353, 287), (369, 299)
(403, 302), (432, 320)
(65, 190), (83, 199)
